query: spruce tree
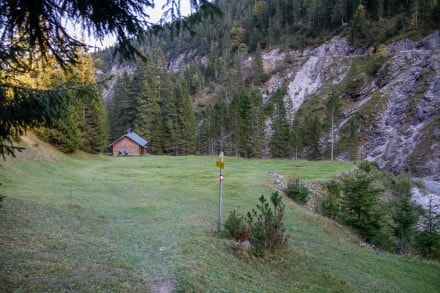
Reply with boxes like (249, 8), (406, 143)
(308, 115), (322, 160)
(173, 75), (197, 155)
(142, 53), (163, 154)
(390, 176), (422, 253)
(247, 89), (265, 158)
(72, 51), (108, 153)
(106, 72), (134, 141)
(132, 59), (152, 140)
(251, 43), (266, 85)
(341, 171), (384, 242)
(416, 196), (440, 258)
(46, 103), (83, 153)
(270, 89), (290, 158)
(156, 48), (176, 155)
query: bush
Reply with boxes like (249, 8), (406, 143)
(225, 192), (289, 257)
(357, 160), (379, 173)
(284, 177), (309, 205)
(246, 192), (288, 257)
(224, 210), (250, 242)
(415, 231), (440, 260)
(320, 180), (341, 220)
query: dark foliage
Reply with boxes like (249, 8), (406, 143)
(284, 177), (310, 205)
(340, 170), (385, 242)
(225, 192), (288, 257)
(246, 192), (288, 257)
(390, 176), (423, 254)
(224, 210), (250, 242)
(416, 196), (440, 259)
(320, 180), (342, 219)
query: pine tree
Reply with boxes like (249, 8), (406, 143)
(270, 89), (290, 158)
(156, 48), (176, 154)
(390, 176), (422, 253)
(321, 180), (342, 220)
(173, 75), (197, 155)
(251, 43), (266, 86)
(341, 171), (384, 241)
(106, 72), (134, 141)
(247, 89), (265, 158)
(141, 53), (163, 154)
(46, 103), (83, 153)
(132, 60), (152, 140)
(72, 51), (108, 153)
(227, 89), (251, 157)
(416, 196), (440, 258)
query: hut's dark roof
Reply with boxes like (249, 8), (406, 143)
(126, 132), (148, 147)
(109, 131), (148, 148)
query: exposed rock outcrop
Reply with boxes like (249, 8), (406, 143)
(261, 31), (440, 179)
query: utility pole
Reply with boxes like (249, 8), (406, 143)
(331, 110), (334, 162)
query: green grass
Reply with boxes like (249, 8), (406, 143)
(1, 154), (439, 292)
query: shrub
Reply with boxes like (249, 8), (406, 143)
(320, 180), (341, 220)
(284, 177), (309, 205)
(224, 210), (250, 242)
(246, 192), (288, 257)
(357, 160), (379, 173)
(415, 231), (440, 260)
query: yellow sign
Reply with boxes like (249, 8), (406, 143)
(216, 160), (225, 169)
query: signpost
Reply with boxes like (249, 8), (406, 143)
(217, 152), (224, 232)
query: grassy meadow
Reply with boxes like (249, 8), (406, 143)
(0, 144), (439, 292)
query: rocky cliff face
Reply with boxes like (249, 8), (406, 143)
(262, 32), (440, 179)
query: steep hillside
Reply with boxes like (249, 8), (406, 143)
(258, 32), (440, 179)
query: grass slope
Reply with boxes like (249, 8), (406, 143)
(0, 151), (439, 292)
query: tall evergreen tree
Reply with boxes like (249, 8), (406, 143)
(132, 59), (152, 140)
(46, 103), (83, 153)
(247, 89), (265, 158)
(156, 48), (176, 154)
(106, 72), (134, 141)
(390, 176), (422, 253)
(251, 43), (266, 86)
(73, 51), (108, 153)
(270, 89), (290, 158)
(341, 171), (384, 241)
(172, 75), (197, 155)
(227, 89), (251, 157)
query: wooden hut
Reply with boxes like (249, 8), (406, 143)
(108, 130), (149, 156)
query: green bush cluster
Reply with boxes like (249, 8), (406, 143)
(319, 166), (440, 259)
(224, 192), (288, 257)
(284, 177), (310, 205)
